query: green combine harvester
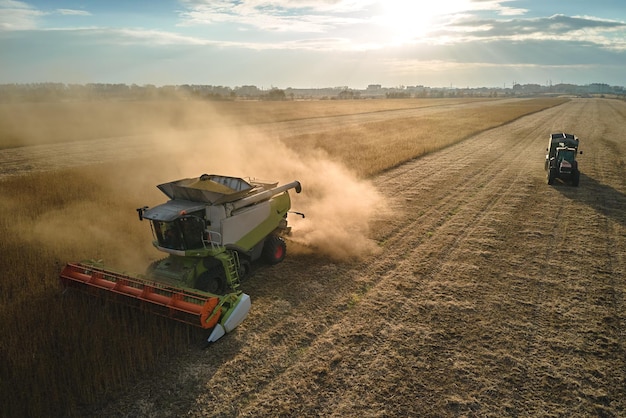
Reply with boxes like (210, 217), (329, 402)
(60, 174), (302, 343)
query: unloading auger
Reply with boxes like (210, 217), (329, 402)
(60, 174), (302, 343)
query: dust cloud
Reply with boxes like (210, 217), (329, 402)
(142, 119), (386, 261)
(2, 99), (387, 266)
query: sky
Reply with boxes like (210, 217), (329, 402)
(0, 0), (625, 89)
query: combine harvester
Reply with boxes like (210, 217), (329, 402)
(60, 174), (302, 343)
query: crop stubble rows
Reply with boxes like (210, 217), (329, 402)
(89, 99), (626, 417)
(3, 98), (559, 417)
(4, 98), (621, 417)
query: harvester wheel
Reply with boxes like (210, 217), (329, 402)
(195, 270), (227, 295)
(572, 170), (580, 187)
(263, 235), (286, 265)
(238, 259), (252, 279)
(547, 168), (556, 185)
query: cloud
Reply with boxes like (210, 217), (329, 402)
(429, 13), (626, 50)
(380, 34), (626, 66)
(56, 9), (91, 16)
(467, 0), (527, 16)
(0, 0), (43, 30)
(173, 0), (626, 54)
(177, 0), (366, 33)
(115, 28), (211, 46)
(1, 0), (625, 87)
(0, 1), (90, 31)
(175, 0), (529, 33)
(4, 0), (624, 54)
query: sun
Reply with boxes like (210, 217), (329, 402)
(377, 0), (472, 44)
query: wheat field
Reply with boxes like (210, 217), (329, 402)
(1, 97), (591, 417)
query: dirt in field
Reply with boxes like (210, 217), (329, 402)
(5, 99), (624, 417)
(77, 98), (625, 417)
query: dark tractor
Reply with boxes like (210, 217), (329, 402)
(545, 133), (582, 186)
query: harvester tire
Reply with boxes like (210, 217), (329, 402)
(572, 170), (580, 187)
(547, 168), (556, 185)
(195, 269), (227, 295)
(263, 235), (286, 265)
(238, 259), (252, 279)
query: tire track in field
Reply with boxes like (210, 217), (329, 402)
(179, 102), (543, 414)
(508, 99), (626, 414)
(369, 100), (561, 252)
(78, 98), (549, 417)
(165, 108), (540, 417)
(93, 99), (625, 417)
(190, 103), (572, 415)
(573, 100), (626, 412)
(227, 100), (625, 416)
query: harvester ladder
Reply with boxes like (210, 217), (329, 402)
(217, 251), (241, 291)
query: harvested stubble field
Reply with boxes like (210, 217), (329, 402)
(0, 97), (624, 417)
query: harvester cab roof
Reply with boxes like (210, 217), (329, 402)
(141, 199), (205, 222)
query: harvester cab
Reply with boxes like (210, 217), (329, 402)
(61, 173), (302, 344)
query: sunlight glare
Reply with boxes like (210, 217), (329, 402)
(378, 0), (472, 43)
